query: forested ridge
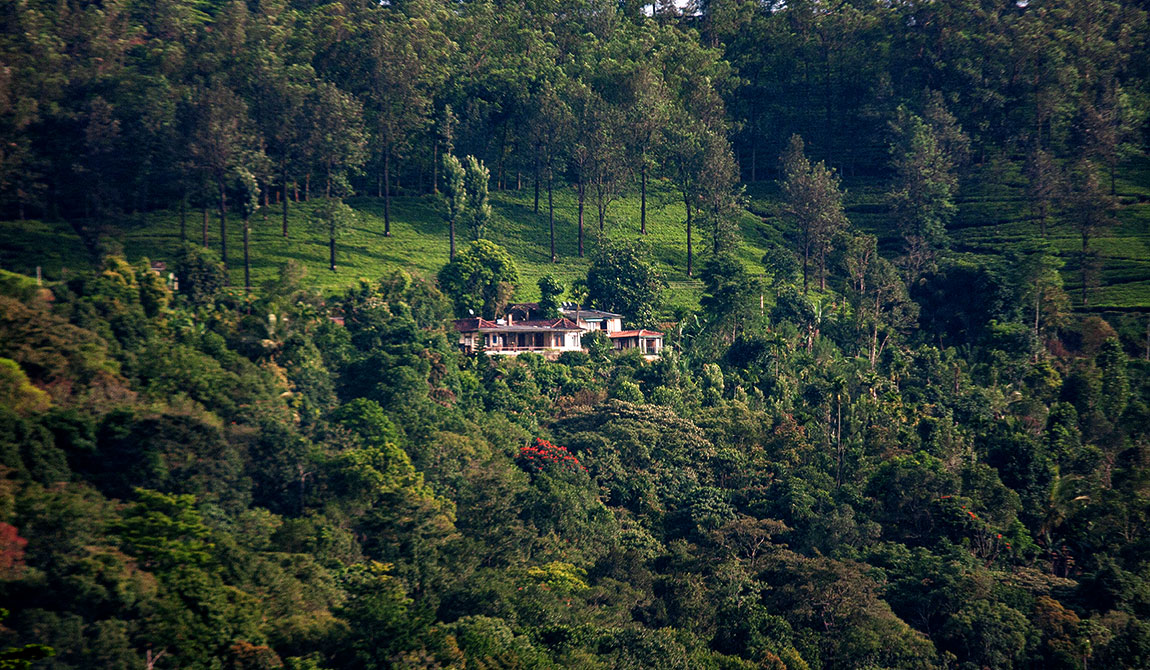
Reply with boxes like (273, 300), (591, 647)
(4, 0), (1150, 669)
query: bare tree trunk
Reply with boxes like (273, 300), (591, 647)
(432, 142), (439, 194)
(819, 246), (826, 291)
(1082, 233), (1089, 306)
(686, 199), (694, 278)
(577, 181), (585, 257)
(304, 173), (310, 201)
(802, 240), (811, 294)
(202, 206), (209, 248)
(548, 171), (556, 263)
(243, 217), (251, 294)
(533, 150), (540, 214)
(640, 163), (647, 235)
(217, 176), (228, 271)
(330, 234), (337, 271)
(383, 150), (392, 236)
(282, 162), (289, 237)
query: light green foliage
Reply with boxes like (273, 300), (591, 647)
(463, 155), (492, 241)
(442, 153), (466, 257)
(0, 359), (49, 415)
(116, 488), (213, 572)
(231, 167), (261, 223)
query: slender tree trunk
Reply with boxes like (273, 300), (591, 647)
(432, 143), (439, 194)
(870, 294), (881, 366)
(819, 246), (826, 291)
(548, 172), (556, 263)
(304, 173), (310, 201)
(282, 162), (289, 237)
(577, 181), (585, 258)
(217, 176), (228, 270)
(533, 150), (540, 214)
(325, 163), (332, 199)
(383, 150), (392, 236)
(449, 219), (455, 260)
(802, 241), (811, 294)
(179, 192), (187, 242)
(1082, 233), (1089, 306)
(497, 124), (508, 190)
(202, 206), (209, 248)
(243, 217), (251, 294)
(330, 234), (336, 271)
(1144, 316), (1149, 361)
(686, 199), (694, 278)
(640, 163), (647, 235)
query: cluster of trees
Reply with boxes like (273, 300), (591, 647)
(2, 217), (1150, 667)
(2, 1), (1147, 294)
(0, 0), (743, 277)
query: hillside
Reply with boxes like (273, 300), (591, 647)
(0, 179), (777, 311)
(2, 158), (1149, 313)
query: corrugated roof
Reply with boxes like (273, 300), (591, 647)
(608, 329), (664, 338)
(562, 307), (622, 319)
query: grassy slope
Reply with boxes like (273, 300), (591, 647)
(0, 179), (776, 312)
(1, 157), (1148, 311)
(750, 156), (1150, 311)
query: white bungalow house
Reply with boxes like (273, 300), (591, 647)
(453, 312), (583, 359)
(455, 302), (663, 360)
(609, 329), (664, 358)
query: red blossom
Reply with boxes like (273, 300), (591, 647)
(0, 522), (28, 578)
(517, 438), (586, 474)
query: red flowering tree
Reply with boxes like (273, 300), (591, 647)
(516, 438), (585, 475)
(0, 522), (28, 579)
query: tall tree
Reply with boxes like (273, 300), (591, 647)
(1025, 145), (1062, 239)
(316, 197), (357, 273)
(442, 153), (466, 260)
(622, 66), (670, 236)
(323, 3), (450, 237)
(779, 134), (848, 293)
(530, 84), (572, 262)
(887, 107), (958, 279)
(462, 156), (492, 242)
(662, 111), (707, 277)
(305, 81), (367, 200)
(188, 82), (264, 273)
(1062, 159), (1117, 306)
(232, 167), (260, 293)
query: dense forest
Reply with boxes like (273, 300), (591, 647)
(3, 0), (1150, 669)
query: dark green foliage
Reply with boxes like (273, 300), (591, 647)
(1, 2), (1150, 668)
(585, 239), (663, 327)
(175, 244), (227, 307)
(437, 240), (519, 319)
